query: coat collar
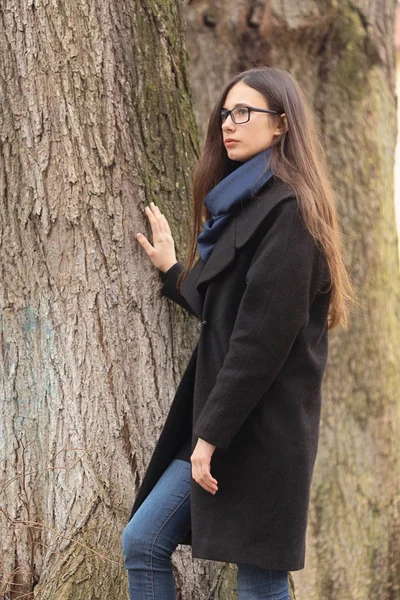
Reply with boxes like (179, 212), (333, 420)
(195, 177), (295, 291)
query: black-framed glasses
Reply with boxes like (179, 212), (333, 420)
(220, 105), (280, 125)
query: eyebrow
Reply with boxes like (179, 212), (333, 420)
(221, 103), (251, 110)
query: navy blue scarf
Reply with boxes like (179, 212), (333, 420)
(197, 147), (273, 263)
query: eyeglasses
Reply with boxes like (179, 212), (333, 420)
(220, 105), (281, 125)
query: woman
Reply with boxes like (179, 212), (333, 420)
(122, 66), (355, 599)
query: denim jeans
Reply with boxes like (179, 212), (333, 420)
(122, 458), (290, 600)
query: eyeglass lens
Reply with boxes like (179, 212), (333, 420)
(221, 107), (249, 124)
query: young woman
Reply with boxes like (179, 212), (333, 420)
(122, 66), (355, 599)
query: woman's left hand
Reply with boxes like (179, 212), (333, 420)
(191, 438), (218, 494)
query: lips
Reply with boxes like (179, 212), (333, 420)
(224, 139), (239, 146)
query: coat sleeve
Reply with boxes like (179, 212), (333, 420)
(193, 200), (328, 449)
(160, 261), (199, 318)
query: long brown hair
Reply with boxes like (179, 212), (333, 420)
(178, 66), (357, 331)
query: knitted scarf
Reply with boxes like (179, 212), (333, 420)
(197, 147), (273, 263)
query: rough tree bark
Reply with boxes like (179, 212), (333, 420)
(183, 1), (400, 599)
(0, 1), (223, 598)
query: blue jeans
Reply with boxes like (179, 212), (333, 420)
(122, 459), (290, 600)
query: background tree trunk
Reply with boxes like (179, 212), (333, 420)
(0, 1), (220, 598)
(183, 1), (400, 599)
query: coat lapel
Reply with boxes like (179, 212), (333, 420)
(195, 213), (237, 290)
(195, 178), (295, 292)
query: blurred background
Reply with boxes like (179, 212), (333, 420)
(395, 0), (400, 261)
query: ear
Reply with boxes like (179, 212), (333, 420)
(276, 113), (288, 135)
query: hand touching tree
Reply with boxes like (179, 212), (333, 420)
(136, 202), (177, 273)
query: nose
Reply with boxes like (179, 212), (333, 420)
(222, 115), (236, 132)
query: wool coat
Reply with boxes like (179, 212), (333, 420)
(128, 177), (332, 571)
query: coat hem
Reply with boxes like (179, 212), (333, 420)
(190, 540), (305, 572)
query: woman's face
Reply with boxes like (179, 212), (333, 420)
(221, 81), (283, 162)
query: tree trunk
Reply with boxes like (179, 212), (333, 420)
(183, 1), (400, 599)
(0, 1), (217, 598)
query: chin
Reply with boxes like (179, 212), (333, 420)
(226, 148), (249, 162)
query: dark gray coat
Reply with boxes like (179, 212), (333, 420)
(128, 177), (332, 571)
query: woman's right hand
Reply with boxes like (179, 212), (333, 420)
(136, 201), (177, 273)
